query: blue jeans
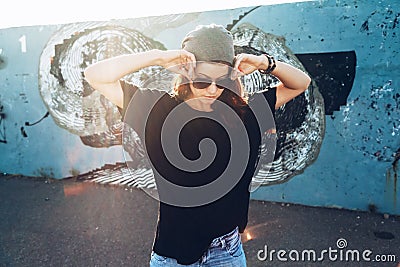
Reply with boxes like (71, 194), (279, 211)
(149, 227), (246, 266)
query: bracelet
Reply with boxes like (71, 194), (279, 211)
(258, 53), (276, 74)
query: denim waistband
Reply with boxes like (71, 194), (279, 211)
(209, 226), (240, 248)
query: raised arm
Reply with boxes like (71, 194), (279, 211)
(232, 53), (311, 109)
(269, 61), (311, 109)
(84, 49), (196, 108)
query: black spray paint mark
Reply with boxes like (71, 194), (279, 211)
(360, 20), (369, 32)
(18, 92), (29, 104)
(360, 11), (376, 33)
(393, 13), (400, 29)
(20, 112), (50, 138)
(0, 103), (6, 143)
(20, 127), (27, 138)
(25, 112), (50, 126)
(360, 9), (399, 38)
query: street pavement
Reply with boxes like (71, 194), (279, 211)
(0, 174), (399, 267)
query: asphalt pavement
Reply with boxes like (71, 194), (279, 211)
(0, 174), (399, 267)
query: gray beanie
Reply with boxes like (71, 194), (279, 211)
(181, 24), (234, 65)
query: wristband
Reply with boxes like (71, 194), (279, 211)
(258, 53), (276, 74)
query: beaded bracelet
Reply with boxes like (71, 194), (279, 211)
(258, 53), (276, 74)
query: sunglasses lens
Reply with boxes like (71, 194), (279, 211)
(191, 77), (235, 90)
(192, 81), (212, 89)
(192, 78), (212, 89)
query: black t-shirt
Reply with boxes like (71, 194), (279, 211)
(119, 80), (276, 264)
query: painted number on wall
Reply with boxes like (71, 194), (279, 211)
(19, 35), (27, 53)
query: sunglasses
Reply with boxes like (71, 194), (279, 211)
(190, 76), (236, 90)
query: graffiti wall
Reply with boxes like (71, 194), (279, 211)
(0, 0), (398, 214)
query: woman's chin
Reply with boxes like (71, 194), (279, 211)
(186, 97), (217, 112)
(199, 97), (218, 110)
(201, 97), (217, 104)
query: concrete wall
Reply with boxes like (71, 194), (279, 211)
(0, 0), (398, 214)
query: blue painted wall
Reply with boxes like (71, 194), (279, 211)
(248, 0), (399, 215)
(0, 0), (398, 214)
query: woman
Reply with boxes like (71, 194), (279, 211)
(84, 24), (311, 267)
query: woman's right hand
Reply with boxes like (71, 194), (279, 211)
(157, 50), (196, 79)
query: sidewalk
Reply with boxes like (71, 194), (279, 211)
(0, 174), (399, 267)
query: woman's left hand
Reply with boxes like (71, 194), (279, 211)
(231, 53), (266, 79)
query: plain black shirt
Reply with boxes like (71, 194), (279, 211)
(119, 80), (276, 264)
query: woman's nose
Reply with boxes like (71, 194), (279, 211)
(207, 82), (218, 94)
